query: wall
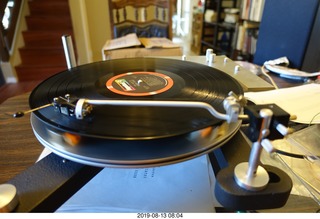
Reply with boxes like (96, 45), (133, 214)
(85, 0), (111, 62)
(69, 0), (111, 64)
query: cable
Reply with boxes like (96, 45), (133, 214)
(275, 149), (305, 159)
(275, 149), (320, 161)
(261, 65), (279, 89)
(309, 112), (320, 126)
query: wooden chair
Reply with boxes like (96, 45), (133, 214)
(108, 0), (173, 39)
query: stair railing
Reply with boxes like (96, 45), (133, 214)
(0, 0), (22, 62)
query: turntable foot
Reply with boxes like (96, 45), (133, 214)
(214, 165), (292, 211)
(234, 162), (269, 191)
(0, 184), (19, 212)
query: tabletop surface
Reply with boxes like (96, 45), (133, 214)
(0, 92), (43, 184)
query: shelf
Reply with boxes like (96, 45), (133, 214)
(204, 21), (236, 30)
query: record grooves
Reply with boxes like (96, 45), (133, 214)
(30, 58), (243, 140)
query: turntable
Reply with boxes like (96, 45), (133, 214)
(27, 57), (247, 168)
(2, 50), (293, 212)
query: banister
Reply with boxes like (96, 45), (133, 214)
(0, 0), (22, 62)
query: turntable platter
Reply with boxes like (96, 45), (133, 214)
(31, 113), (241, 168)
(29, 58), (243, 140)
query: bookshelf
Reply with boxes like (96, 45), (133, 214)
(197, 0), (265, 60)
(199, 0), (240, 57)
(233, 0), (265, 61)
(240, 0), (265, 22)
(197, 0), (320, 70)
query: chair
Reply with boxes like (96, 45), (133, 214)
(108, 0), (173, 39)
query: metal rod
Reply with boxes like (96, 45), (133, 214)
(62, 35), (77, 69)
(13, 103), (53, 118)
(246, 108), (273, 178)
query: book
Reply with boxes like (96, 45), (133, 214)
(235, 21), (259, 53)
(103, 33), (141, 51)
(241, 0), (265, 22)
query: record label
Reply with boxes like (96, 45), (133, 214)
(106, 72), (174, 96)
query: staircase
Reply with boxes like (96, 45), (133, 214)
(15, 0), (75, 81)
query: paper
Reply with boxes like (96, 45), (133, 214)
(244, 83), (320, 124)
(56, 155), (218, 213)
(103, 33), (141, 51)
(102, 34), (179, 51)
(139, 37), (180, 49)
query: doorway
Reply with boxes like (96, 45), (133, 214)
(172, 0), (199, 55)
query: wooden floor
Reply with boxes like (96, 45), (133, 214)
(0, 80), (42, 104)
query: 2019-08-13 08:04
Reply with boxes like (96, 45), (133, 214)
(137, 213), (184, 218)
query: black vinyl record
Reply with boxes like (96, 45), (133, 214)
(29, 57), (243, 140)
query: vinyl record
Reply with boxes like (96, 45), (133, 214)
(30, 57), (243, 140)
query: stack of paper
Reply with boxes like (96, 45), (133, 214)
(244, 83), (320, 124)
(56, 155), (219, 213)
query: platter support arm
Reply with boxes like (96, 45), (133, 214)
(214, 104), (293, 211)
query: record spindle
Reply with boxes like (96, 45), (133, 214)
(62, 35), (77, 69)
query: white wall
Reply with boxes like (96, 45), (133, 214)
(69, 0), (111, 64)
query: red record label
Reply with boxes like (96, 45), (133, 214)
(106, 72), (174, 96)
